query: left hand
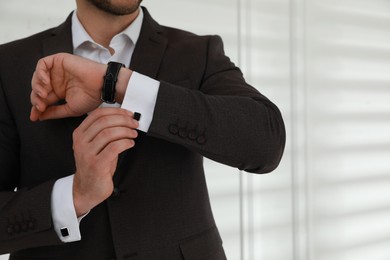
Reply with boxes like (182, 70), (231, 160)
(30, 53), (107, 121)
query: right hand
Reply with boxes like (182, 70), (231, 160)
(72, 108), (139, 216)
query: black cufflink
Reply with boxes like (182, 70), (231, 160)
(60, 227), (69, 237)
(133, 112), (141, 121)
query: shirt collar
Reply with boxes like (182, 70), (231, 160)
(71, 8), (144, 51)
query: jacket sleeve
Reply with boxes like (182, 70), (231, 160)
(148, 35), (286, 173)
(0, 79), (62, 254)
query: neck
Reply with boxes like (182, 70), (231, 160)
(76, 1), (140, 48)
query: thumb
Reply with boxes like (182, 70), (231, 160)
(30, 106), (42, 122)
(38, 104), (77, 120)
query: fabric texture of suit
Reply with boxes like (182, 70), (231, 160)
(0, 7), (285, 260)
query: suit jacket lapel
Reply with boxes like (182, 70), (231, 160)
(40, 9), (168, 175)
(42, 13), (74, 57)
(116, 8), (168, 174)
(129, 7), (168, 79)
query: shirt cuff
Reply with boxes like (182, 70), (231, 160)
(51, 175), (82, 243)
(121, 71), (159, 132)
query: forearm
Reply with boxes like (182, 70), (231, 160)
(0, 180), (62, 254)
(51, 175), (85, 242)
(113, 67), (132, 104)
(148, 81), (286, 174)
(114, 63), (285, 173)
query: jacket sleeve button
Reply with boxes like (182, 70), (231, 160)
(196, 135), (207, 145)
(28, 220), (35, 230)
(178, 128), (188, 138)
(168, 124), (179, 135)
(188, 130), (198, 140)
(13, 224), (21, 234)
(7, 225), (14, 235)
(21, 222), (28, 232)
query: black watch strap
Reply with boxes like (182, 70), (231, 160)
(101, 61), (125, 104)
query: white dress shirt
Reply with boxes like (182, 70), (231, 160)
(51, 8), (160, 242)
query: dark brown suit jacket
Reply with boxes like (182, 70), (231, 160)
(0, 7), (285, 260)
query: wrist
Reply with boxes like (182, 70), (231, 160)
(72, 175), (113, 217)
(115, 68), (132, 104)
(73, 187), (94, 217)
(91, 62), (108, 104)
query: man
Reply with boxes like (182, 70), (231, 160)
(0, 0), (285, 259)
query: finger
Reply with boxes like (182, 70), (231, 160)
(44, 91), (62, 106)
(78, 108), (137, 133)
(30, 89), (51, 121)
(97, 138), (135, 163)
(37, 104), (74, 121)
(31, 92), (66, 121)
(31, 66), (51, 98)
(30, 106), (41, 122)
(32, 89), (61, 109)
(90, 127), (138, 155)
(30, 91), (48, 113)
(82, 114), (138, 143)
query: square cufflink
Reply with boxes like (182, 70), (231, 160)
(60, 227), (69, 237)
(133, 112), (141, 121)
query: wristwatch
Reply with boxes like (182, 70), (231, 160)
(101, 61), (125, 104)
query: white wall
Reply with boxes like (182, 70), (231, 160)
(1, 0), (390, 259)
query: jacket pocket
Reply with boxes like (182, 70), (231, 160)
(179, 226), (227, 260)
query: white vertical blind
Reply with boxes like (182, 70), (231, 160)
(239, 0), (293, 260)
(1, 1), (390, 260)
(305, 1), (390, 259)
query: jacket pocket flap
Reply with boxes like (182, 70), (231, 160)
(179, 226), (226, 260)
